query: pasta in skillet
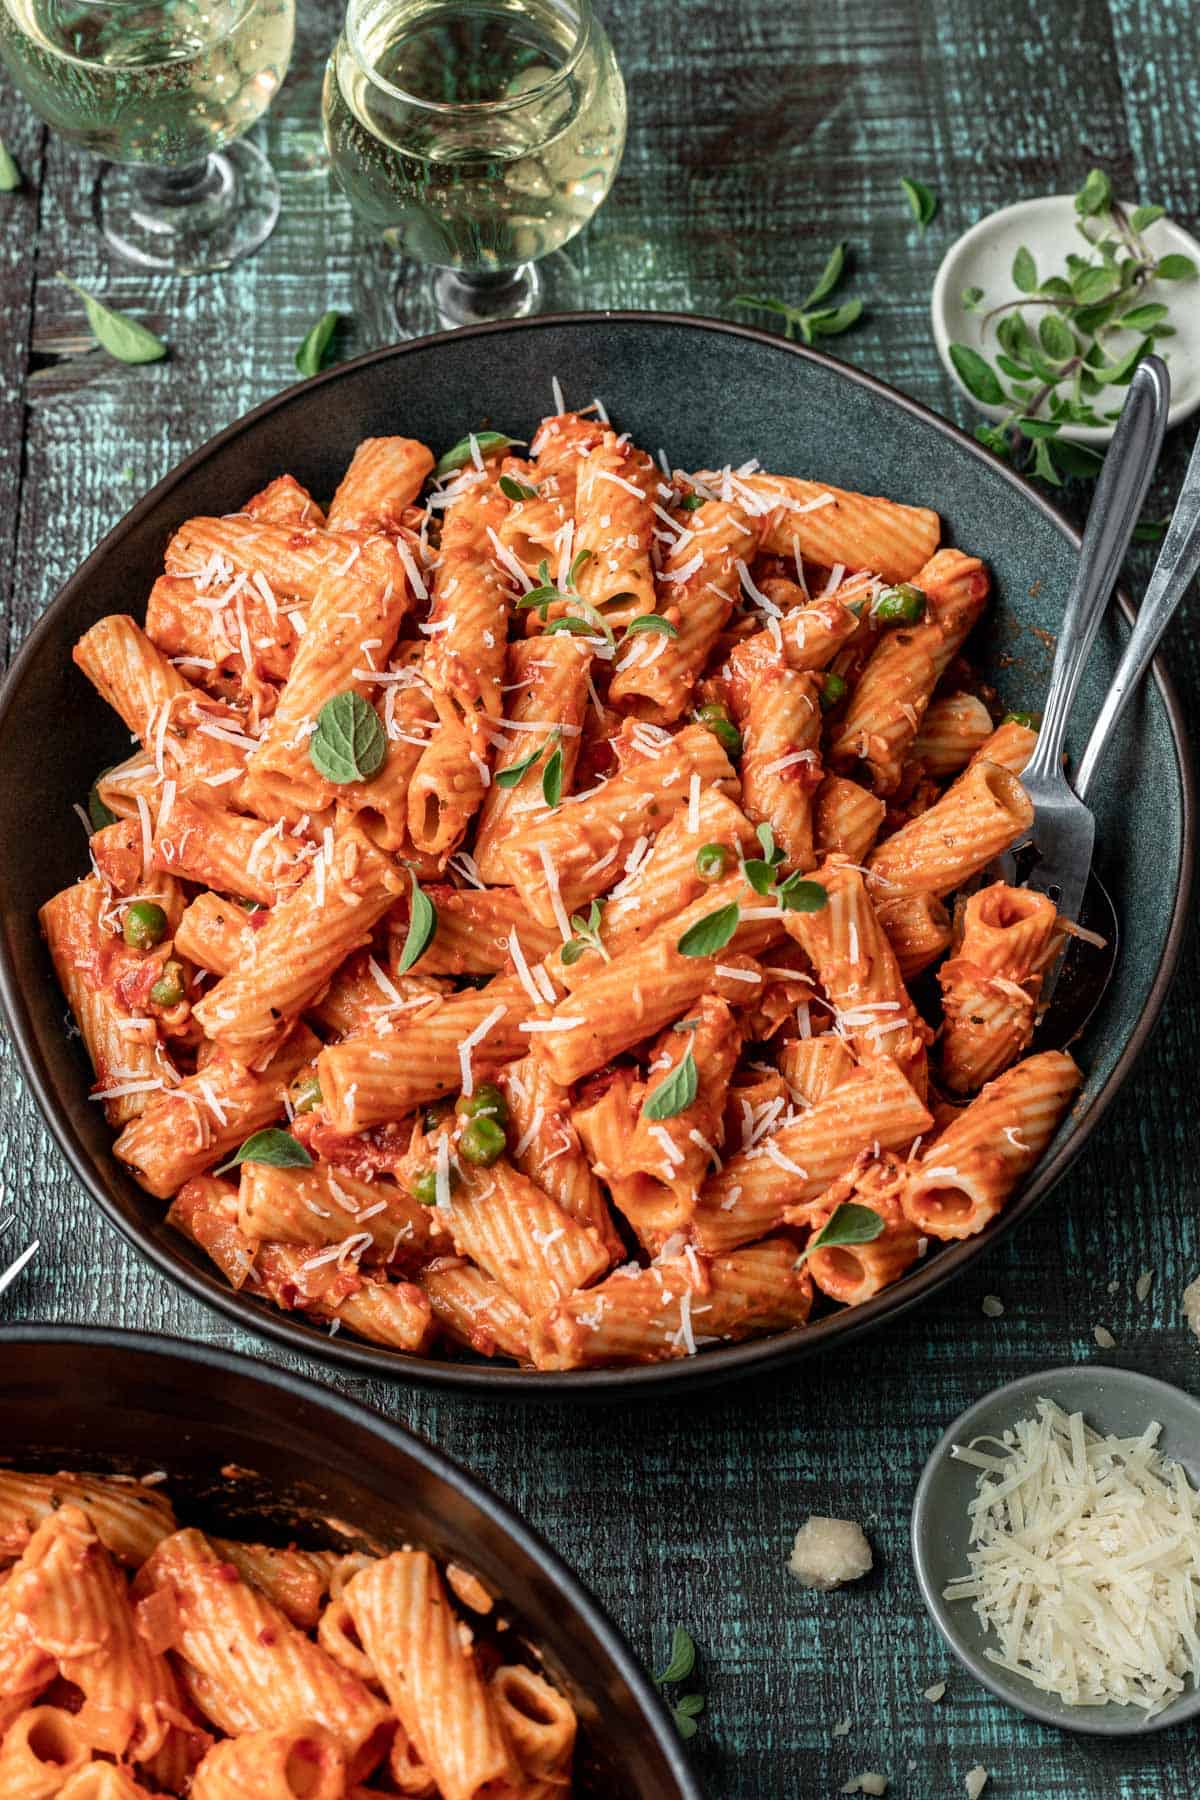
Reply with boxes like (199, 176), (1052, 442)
(0, 1468), (575, 1796)
(43, 400), (1085, 1370)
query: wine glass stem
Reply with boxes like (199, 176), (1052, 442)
(429, 263), (541, 329)
(134, 158), (224, 211)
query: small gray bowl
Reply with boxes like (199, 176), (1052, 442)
(911, 1365), (1200, 1735)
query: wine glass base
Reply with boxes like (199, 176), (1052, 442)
(390, 251), (583, 337)
(92, 140), (282, 276)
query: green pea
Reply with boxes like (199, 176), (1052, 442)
(1001, 710), (1039, 731)
(291, 1072), (323, 1115)
(458, 1116), (506, 1167)
(411, 1170), (440, 1206)
(423, 1098), (454, 1134)
(695, 843), (729, 883)
(679, 492), (705, 512)
(819, 672), (848, 711)
(123, 900), (168, 950)
(149, 960), (185, 1008)
(873, 582), (927, 624)
(456, 1082), (509, 1128)
(695, 702), (741, 758)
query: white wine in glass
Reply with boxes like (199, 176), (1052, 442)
(322, 0), (627, 332)
(0, 0), (294, 272)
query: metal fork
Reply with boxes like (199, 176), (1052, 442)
(995, 356), (1169, 972)
(0, 1213), (40, 1300)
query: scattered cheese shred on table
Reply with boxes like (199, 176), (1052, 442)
(964, 1768), (989, 1799)
(1183, 1274), (1200, 1340)
(840, 1775), (886, 1796)
(943, 1396), (1200, 1713)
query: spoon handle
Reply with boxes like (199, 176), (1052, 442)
(1021, 355), (1169, 793)
(1073, 421), (1200, 804)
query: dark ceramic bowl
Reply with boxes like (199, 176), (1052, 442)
(0, 315), (1192, 1393)
(0, 1325), (700, 1797)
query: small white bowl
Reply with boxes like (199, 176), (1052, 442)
(931, 194), (1200, 444)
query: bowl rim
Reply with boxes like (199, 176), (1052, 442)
(0, 1320), (704, 1794)
(910, 1363), (1200, 1734)
(0, 309), (1193, 1395)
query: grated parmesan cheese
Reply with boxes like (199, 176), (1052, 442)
(964, 1770), (989, 1800)
(840, 1773), (886, 1795)
(457, 1004), (508, 1098)
(944, 1397), (1200, 1714)
(788, 1516), (873, 1590)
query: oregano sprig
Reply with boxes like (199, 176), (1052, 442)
(655, 1628), (706, 1741)
(560, 900), (610, 966)
(733, 243), (864, 345)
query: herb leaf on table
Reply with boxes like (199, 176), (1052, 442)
(0, 139), (19, 192)
(296, 309), (340, 376)
(947, 169), (1194, 486)
(901, 177), (939, 230)
(734, 243), (865, 345)
(56, 273), (167, 364)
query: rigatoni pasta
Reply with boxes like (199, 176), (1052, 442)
(45, 400), (1083, 1371)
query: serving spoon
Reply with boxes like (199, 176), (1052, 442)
(1033, 380), (1200, 1050)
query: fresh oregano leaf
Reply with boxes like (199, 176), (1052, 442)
(0, 139), (19, 192)
(295, 309), (339, 376)
(309, 691), (386, 784)
(948, 344), (1006, 406)
(622, 614), (679, 640)
(803, 242), (845, 310)
(656, 1626), (697, 1684)
(643, 1047), (698, 1121)
(961, 285), (985, 312)
(1038, 313), (1076, 361)
(1075, 167), (1112, 216)
(675, 1694), (705, 1717)
(56, 272), (166, 364)
(1133, 515), (1170, 542)
(900, 177), (938, 229)
(498, 473), (537, 501)
(1011, 246), (1038, 292)
(806, 298), (863, 338)
(795, 1200), (885, 1265)
(1032, 438), (1063, 486)
(778, 874), (829, 913)
(541, 745), (563, 808)
(495, 737), (552, 789)
(434, 431), (520, 477)
(87, 769), (118, 831)
(397, 873), (437, 973)
(677, 904), (740, 957)
(1130, 204), (1165, 233)
(1155, 253), (1198, 281)
(1117, 302), (1170, 331)
(215, 1128), (312, 1174)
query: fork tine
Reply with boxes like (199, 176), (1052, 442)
(0, 1238), (40, 1298)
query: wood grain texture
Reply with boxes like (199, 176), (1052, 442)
(2, 2), (1199, 1793)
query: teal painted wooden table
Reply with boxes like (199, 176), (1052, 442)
(2, 2), (1199, 1794)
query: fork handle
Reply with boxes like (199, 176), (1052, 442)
(1073, 419), (1200, 804)
(1021, 355), (1169, 791)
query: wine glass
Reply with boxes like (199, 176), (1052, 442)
(0, 0), (295, 273)
(321, 0), (627, 335)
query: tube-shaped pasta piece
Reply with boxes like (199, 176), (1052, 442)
(152, 795), (310, 905)
(169, 1178), (437, 1351)
(938, 883), (1059, 1093)
(0, 1555), (53, 1711)
(192, 828), (400, 1060)
(57, 1769), (154, 1800)
(530, 876), (784, 1086)
(336, 682), (437, 855)
(725, 579), (876, 715)
(114, 1027), (320, 1198)
(137, 1529), (390, 1778)
(691, 1058), (933, 1253)
(307, 950), (444, 1039)
(421, 1258), (533, 1362)
(0, 1705), (90, 1797)
(781, 862), (930, 1086)
(500, 1056), (622, 1255)
(620, 996), (741, 1210)
(910, 691), (994, 777)
(318, 976), (531, 1132)
(40, 878), (168, 1127)
(812, 774), (886, 863)
(401, 886), (560, 978)
(345, 1552), (515, 1800)
(0, 1473), (175, 1568)
(473, 636), (592, 880)
(144, 573), (302, 694)
(165, 516), (352, 603)
(901, 1050), (1081, 1239)
(831, 552), (989, 792)
(799, 1153), (922, 1304)
(866, 760), (1033, 898)
(326, 437), (434, 531)
(94, 749), (159, 822)
(396, 1148), (609, 1313)
(242, 537), (414, 818)
(422, 481), (511, 744)
(608, 499), (751, 720)
(741, 666), (823, 870)
(317, 1598), (379, 1686)
(491, 1664), (576, 1785)
(73, 615), (192, 741)
(969, 717), (1037, 775)
(8, 1508), (192, 1779)
(571, 1070), (681, 1253)
(245, 472), (325, 527)
(573, 434), (657, 619)
(174, 892), (260, 976)
(237, 1162), (434, 1262)
(529, 410), (606, 509)
(495, 483), (569, 578)
(210, 1543), (337, 1631)
(739, 473), (940, 582)
(190, 1722), (346, 1800)
(499, 723), (737, 929)
(875, 893), (953, 981)
(530, 1238), (814, 1370)
(405, 712), (487, 861)
(777, 1035), (856, 1107)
